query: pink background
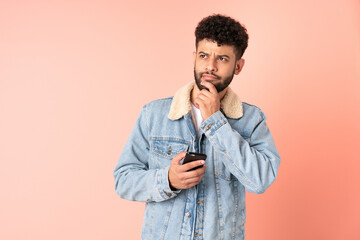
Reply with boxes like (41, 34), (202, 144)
(1, 0), (359, 239)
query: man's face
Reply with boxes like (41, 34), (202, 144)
(193, 39), (244, 93)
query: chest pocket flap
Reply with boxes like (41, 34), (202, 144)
(151, 138), (189, 159)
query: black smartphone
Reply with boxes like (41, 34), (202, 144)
(183, 152), (207, 171)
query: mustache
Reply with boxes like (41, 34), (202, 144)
(200, 72), (221, 79)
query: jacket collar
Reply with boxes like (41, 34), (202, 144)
(168, 82), (243, 120)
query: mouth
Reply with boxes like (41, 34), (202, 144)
(201, 73), (220, 80)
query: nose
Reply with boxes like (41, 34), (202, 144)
(205, 58), (217, 72)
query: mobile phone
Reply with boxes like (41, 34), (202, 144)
(182, 152), (207, 171)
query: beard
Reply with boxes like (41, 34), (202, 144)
(194, 66), (236, 93)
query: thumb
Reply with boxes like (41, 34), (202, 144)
(172, 152), (187, 165)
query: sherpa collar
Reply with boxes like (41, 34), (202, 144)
(168, 82), (243, 120)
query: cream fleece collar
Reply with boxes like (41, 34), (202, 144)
(168, 82), (243, 120)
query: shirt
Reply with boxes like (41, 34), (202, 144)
(191, 103), (203, 136)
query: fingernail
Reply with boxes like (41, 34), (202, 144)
(200, 160), (205, 164)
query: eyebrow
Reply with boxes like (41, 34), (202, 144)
(199, 51), (231, 59)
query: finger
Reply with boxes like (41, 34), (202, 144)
(201, 81), (218, 95)
(187, 165), (207, 177)
(196, 94), (208, 102)
(199, 89), (213, 97)
(185, 170), (205, 182)
(194, 164), (207, 174)
(184, 177), (202, 186)
(180, 167), (206, 188)
(194, 96), (207, 104)
(183, 166), (204, 178)
(198, 90), (213, 99)
(184, 172), (206, 186)
(172, 152), (187, 165)
(193, 97), (204, 109)
(182, 182), (198, 189)
(182, 160), (205, 171)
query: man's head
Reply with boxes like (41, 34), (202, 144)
(193, 14), (248, 93)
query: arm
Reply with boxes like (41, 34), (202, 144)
(113, 105), (178, 202)
(194, 81), (280, 194)
(201, 110), (281, 194)
(113, 105), (207, 202)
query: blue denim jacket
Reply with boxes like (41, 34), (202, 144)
(114, 82), (281, 240)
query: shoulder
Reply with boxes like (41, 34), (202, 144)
(143, 97), (173, 110)
(139, 97), (174, 120)
(241, 101), (267, 120)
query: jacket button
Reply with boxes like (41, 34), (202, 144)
(205, 123), (213, 130)
(167, 146), (172, 155)
(186, 212), (191, 218)
(165, 191), (172, 197)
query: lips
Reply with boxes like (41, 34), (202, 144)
(201, 73), (219, 80)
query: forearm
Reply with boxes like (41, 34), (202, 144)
(113, 105), (180, 202)
(202, 111), (281, 194)
(114, 162), (179, 202)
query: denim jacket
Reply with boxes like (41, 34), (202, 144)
(113, 82), (281, 240)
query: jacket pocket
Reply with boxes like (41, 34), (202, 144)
(150, 137), (189, 168)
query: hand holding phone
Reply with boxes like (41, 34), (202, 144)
(183, 152), (207, 171)
(168, 152), (207, 190)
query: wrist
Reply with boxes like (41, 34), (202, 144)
(168, 172), (178, 191)
(170, 184), (178, 191)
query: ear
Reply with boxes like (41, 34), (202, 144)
(193, 51), (196, 65)
(234, 58), (245, 75)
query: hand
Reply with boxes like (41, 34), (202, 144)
(168, 152), (206, 190)
(193, 81), (220, 121)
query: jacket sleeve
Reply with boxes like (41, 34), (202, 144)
(113, 105), (180, 202)
(201, 110), (281, 194)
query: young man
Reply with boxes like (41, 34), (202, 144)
(114, 14), (281, 240)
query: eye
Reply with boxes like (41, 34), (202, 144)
(219, 57), (227, 62)
(199, 54), (206, 59)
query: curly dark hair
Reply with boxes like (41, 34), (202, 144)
(195, 14), (249, 59)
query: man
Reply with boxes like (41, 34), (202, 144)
(114, 14), (281, 240)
